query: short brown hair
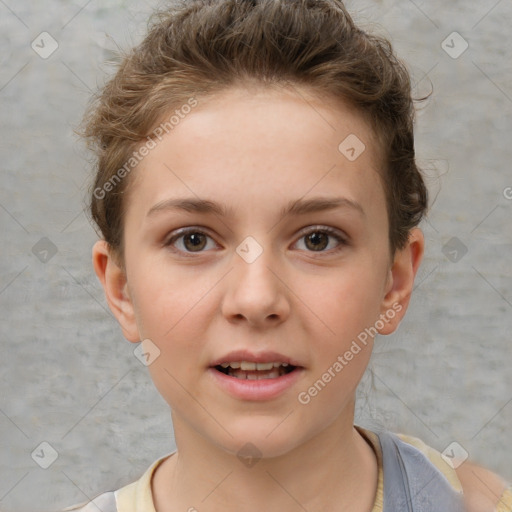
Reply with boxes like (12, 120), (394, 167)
(81, 0), (428, 262)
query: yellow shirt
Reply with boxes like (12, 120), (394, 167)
(66, 428), (512, 512)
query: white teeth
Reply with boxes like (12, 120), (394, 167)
(239, 369), (281, 380)
(218, 360), (290, 370)
(255, 362), (274, 371)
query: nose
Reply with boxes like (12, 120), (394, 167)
(221, 239), (290, 328)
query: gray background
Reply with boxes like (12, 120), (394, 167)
(1, 1), (511, 511)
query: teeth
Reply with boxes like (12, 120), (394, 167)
(255, 362), (274, 371)
(218, 360), (290, 370)
(238, 369), (282, 380)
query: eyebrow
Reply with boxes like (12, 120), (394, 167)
(146, 196), (365, 219)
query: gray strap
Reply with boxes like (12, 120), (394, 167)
(377, 430), (465, 512)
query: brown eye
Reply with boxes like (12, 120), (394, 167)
(304, 232), (329, 251)
(294, 227), (347, 254)
(182, 233), (207, 251)
(165, 229), (217, 254)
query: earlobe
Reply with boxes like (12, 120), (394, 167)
(92, 240), (140, 343)
(377, 228), (425, 335)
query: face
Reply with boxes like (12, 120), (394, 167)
(94, 83), (422, 459)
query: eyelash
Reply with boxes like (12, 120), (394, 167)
(164, 226), (348, 257)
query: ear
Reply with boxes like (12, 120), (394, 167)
(377, 228), (425, 335)
(92, 240), (140, 343)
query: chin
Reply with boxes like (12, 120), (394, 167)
(208, 416), (309, 461)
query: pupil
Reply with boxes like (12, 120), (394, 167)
(185, 233), (206, 251)
(307, 232), (328, 251)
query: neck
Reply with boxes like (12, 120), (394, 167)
(152, 411), (378, 512)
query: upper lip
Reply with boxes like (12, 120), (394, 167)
(209, 349), (302, 368)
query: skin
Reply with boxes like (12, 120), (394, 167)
(92, 82), (428, 511)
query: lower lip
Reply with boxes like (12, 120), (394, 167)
(207, 367), (305, 401)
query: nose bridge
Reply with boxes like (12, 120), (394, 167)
(234, 234), (280, 290)
(223, 234), (289, 323)
(236, 234), (268, 267)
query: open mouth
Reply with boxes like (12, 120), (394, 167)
(214, 361), (297, 380)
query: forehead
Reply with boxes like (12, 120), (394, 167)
(128, 84), (387, 225)
(158, 83), (381, 161)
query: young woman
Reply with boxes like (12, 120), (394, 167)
(67, 1), (511, 510)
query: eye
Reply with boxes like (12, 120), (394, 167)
(164, 226), (348, 256)
(164, 228), (218, 255)
(293, 226), (348, 253)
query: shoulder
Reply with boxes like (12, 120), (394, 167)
(396, 432), (511, 512)
(455, 461), (511, 512)
(59, 453), (171, 512)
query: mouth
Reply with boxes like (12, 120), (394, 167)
(208, 354), (305, 400)
(213, 361), (298, 380)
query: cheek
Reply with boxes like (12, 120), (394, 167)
(128, 266), (221, 393)
(294, 271), (381, 415)
(305, 258), (387, 344)
(128, 255), (211, 337)
(132, 271), (211, 402)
